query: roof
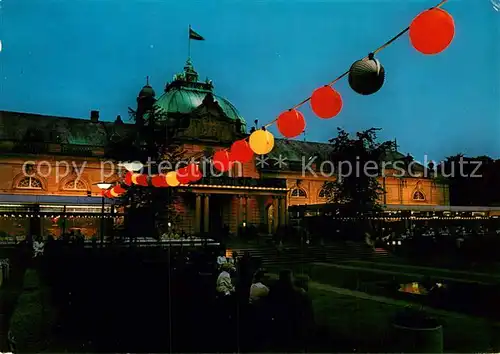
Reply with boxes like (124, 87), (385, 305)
(0, 110), (132, 146)
(155, 84), (246, 133)
(268, 138), (423, 170)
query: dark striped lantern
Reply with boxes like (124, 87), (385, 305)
(348, 53), (385, 95)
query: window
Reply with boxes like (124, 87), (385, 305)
(412, 190), (425, 201)
(291, 188), (307, 198)
(16, 176), (42, 190)
(63, 179), (87, 190)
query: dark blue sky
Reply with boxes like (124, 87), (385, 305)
(1, 0), (498, 161)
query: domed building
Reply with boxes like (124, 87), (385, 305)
(0, 58), (452, 241)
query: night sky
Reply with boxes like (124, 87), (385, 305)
(0, 0), (498, 162)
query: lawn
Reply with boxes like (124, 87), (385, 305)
(309, 286), (499, 353)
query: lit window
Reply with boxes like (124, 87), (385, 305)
(63, 179), (87, 190)
(291, 188), (307, 198)
(16, 177), (42, 190)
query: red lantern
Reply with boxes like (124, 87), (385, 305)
(409, 8), (455, 55)
(310, 86), (343, 119)
(151, 175), (168, 187)
(114, 185), (126, 194)
(109, 188), (120, 198)
(229, 140), (253, 164)
(124, 171), (133, 186)
(276, 110), (306, 138)
(104, 190), (112, 198)
(135, 174), (148, 186)
(186, 164), (202, 182)
(212, 150), (232, 172)
(176, 167), (191, 184)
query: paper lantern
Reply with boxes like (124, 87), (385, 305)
(409, 8), (455, 55)
(124, 171), (133, 186)
(229, 140), (253, 164)
(114, 185), (126, 194)
(348, 54), (385, 95)
(186, 163), (202, 182)
(176, 167), (191, 184)
(103, 190), (112, 198)
(166, 171), (180, 187)
(151, 175), (168, 187)
(249, 129), (275, 155)
(109, 187), (120, 197)
(134, 174), (148, 186)
(212, 150), (232, 172)
(276, 110), (306, 138)
(310, 86), (343, 119)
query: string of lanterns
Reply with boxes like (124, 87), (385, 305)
(104, 0), (455, 198)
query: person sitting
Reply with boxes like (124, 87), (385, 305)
(216, 249), (228, 270)
(249, 270), (269, 304)
(216, 262), (235, 296)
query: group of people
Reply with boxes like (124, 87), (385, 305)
(214, 249), (315, 352)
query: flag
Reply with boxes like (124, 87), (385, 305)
(189, 28), (205, 41)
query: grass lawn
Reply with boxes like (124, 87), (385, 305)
(310, 287), (499, 353)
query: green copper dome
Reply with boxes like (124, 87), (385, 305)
(153, 60), (247, 134)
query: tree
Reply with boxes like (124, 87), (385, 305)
(321, 128), (396, 216)
(438, 154), (500, 206)
(108, 105), (187, 239)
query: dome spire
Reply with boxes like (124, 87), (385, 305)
(183, 58), (199, 83)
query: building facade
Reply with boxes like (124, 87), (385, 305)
(0, 60), (449, 240)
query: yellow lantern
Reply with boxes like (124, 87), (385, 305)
(166, 171), (180, 187)
(249, 129), (274, 155)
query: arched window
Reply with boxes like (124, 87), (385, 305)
(16, 176), (42, 190)
(412, 190), (425, 201)
(63, 179), (87, 191)
(291, 188), (307, 198)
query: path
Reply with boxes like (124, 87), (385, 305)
(313, 262), (494, 285)
(341, 260), (500, 279)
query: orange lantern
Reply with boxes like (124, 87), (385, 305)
(229, 140), (253, 164)
(212, 150), (232, 172)
(124, 171), (133, 186)
(165, 171), (180, 187)
(151, 175), (168, 187)
(276, 109), (306, 138)
(310, 86), (343, 119)
(249, 129), (275, 155)
(409, 8), (455, 55)
(176, 167), (191, 184)
(186, 163), (202, 182)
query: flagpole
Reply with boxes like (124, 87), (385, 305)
(188, 24), (191, 59)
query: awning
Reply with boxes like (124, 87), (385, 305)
(0, 194), (115, 205)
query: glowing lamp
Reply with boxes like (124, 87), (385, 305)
(348, 54), (385, 95)
(212, 150), (232, 172)
(151, 175), (168, 187)
(229, 140), (253, 164)
(176, 167), (191, 184)
(186, 163), (202, 182)
(166, 171), (180, 187)
(124, 171), (133, 186)
(310, 86), (343, 119)
(249, 129), (274, 155)
(276, 109), (306, 138)
(409, 8), (455, 55)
